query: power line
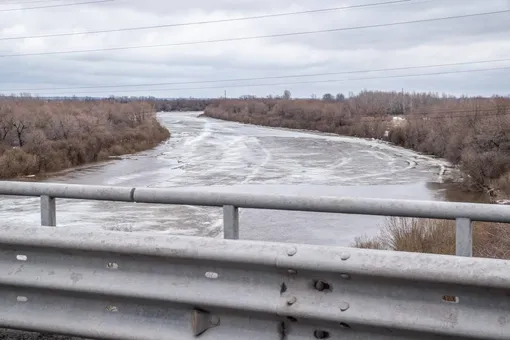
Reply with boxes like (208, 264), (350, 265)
(362, 110), (510, 121)
(412, 112), (510, 120)
(270, 109), (510, 121)
(0, 0), (414, 41)
(200, 106), (510, 121)
(5, 57), (510, 93)
(403, 109), (507, 118)
(0, 0), (113, 12)
(11, 65), (510, 95)
(0, 0), (73, 5)
(1, 9), (508, 57)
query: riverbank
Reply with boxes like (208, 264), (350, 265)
(202, 92), (510, 200)
(201, 93), (510, 259)
(0, 97), (170, 180)
(353, 216), (510, 260)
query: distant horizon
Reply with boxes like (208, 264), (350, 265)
(1, 89), (509, 101)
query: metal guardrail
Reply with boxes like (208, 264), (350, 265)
(2, 181), (510, 257)
(0, 225), (508, 339)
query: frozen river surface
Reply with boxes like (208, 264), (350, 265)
(0, 111), (450, 246)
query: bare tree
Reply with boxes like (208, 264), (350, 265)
(202, 90), (510, 193)
(0, 96), (170, 179)
(11, 116), (30, 147)
(0, 111), (11, 142)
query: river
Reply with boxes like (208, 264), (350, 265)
(0, 111), (469, 246)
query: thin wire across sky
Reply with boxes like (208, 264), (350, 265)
(1, 9), (509, 58)
(0, 0), (509, 96)
(0, 0), (413, 41)
(0, 0), (113, 12)
(5, 58), (510, 93)
(7, 64), (510, 95)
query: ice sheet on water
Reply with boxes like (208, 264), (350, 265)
(0, 112), (448, 246)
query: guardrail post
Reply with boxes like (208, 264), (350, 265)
(41, 195), (56, 227)
(455, 217), (472, 257)
(223, 205), (239, 239)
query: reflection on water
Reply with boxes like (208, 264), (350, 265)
(426, 182), (493, 204)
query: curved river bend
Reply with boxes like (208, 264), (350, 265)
(0, 112), (452, 246)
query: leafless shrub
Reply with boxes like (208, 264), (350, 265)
(0, 97), (170, 179)
(204, 92), (510, 191)
(353, 217), (510, 260)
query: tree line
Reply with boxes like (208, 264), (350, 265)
(0, 96), (170, 179)
(203, 90), (510, 194)
(8, 95), (219, 112)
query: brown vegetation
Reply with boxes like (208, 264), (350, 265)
(353, 217), (510, 260)
(203, 91), (510, 260)
(203, 90), (510, 193)
(0, 96), (170, 179)
(149, 98), (218, 112)
(98, 96), (218, 112)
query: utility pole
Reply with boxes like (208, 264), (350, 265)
(402, 88), (405, 114)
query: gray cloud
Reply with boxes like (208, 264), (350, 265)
(0, 0), (509, 98)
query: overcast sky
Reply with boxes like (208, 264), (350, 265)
(0, 0), (509, 98)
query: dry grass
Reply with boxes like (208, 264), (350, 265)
(353, 217), (510, 259)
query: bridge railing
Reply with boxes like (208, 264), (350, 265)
(1, 181), (510, 257)
(0, 224), (508, 340)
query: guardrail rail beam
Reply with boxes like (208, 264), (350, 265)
(0, 226), (508, 340)
(3, 181), (510, 257)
